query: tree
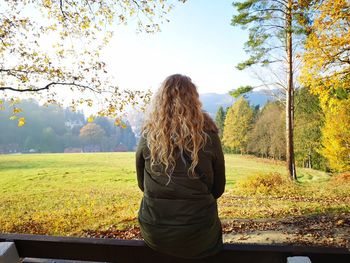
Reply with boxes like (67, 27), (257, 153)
(24, 136), (36, 150)
(0, 97), (140, 152)
(215, 106), (226, 138)
(320, 98), (350, 172)
(231, 0), (312, 180)
(222, 97), (254, 154)
(0, 0), (186, 124)
(294, 87), (325, 170)
(79, 123), (106, 149)
(40, 126), (64, 152)
(299, 0), (349, 171)
(300, 0), (350, 108)
(118, 122), (136, 151)
(94, 116), (113, 137)
(248, 102), (285, 159)
(229, 86), (253, 98)
(0, 98), (68, 151)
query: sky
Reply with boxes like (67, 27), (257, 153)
(101, 0), (253, 94)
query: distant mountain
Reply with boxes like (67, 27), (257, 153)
(199, 93), (234, 116)
(200, 90), (275, 117)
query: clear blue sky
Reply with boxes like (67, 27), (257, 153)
(102, 0), (253, 94)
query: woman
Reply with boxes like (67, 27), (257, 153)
(136, 74), (226, 259)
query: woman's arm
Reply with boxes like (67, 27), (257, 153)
(211, 132), (226, 199)
(135, 136), (145, 192)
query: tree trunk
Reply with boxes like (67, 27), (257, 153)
(308, 154), (312, 169)
(286, 0), (297, 181)
(308, 149), (312, 169)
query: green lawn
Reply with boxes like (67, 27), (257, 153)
(0, 153), (349, 236)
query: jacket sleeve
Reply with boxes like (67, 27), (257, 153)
(135, 136), (145, 192)
(211, 132), (226, 199)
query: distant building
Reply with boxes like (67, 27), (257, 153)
(113, 144), (128, 152)
(64, 120), (84, 129)
(0, 143), (21, 154)
(64, 147), (83, 153)
(83, 145), (101, 152)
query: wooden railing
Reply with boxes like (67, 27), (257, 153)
(1, 233), (349, 263)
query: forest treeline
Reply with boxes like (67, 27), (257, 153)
(221, 0), (350, 175)
(216, 87), (348, 172)
(0, 99), (136, 153)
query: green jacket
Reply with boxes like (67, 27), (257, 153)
(136, 131), (226, 259)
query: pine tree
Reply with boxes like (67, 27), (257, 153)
(215, 106), (226, 138)
(231, 0), (312, 180)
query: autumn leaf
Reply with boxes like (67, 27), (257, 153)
(18, 117), (26, 127)
(13, 107), (22, 114)
(114, 118), (121, 126)
(42, 0), (52, 8)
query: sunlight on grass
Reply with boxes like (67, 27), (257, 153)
(0, 153), (348, 236)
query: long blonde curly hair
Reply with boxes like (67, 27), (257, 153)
(141, 74), (218, 181)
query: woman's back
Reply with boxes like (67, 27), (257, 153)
(136, 74), (226, 259)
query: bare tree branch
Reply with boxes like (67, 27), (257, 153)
(0, 82), (96, 93)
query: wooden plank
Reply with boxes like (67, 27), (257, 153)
(1, 234), (349, 263)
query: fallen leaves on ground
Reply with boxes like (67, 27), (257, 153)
(222, 212), (350, 248)
(81, 213), (349, 249)
(83, 225), (142, 239)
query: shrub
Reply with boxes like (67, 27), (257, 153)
(331, 173), (350, 185)
(236, 172), (294, 196)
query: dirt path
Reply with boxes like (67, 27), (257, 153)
(222, 213), (350, 248)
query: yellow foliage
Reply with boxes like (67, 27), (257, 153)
(222, 97), (253, 153)
(114, 118), (121, 126)
(9, 98), (21, 106)
(81, 16), (91, 30)
(18, 117), (26, 127)
(42, 0), (52, 8)
(13, 107), (22, 114)
(320, 99), (350, 172)
(300, 0), (350, 172)
(20, 75), (29, 83)
(0, 0), (181, 124)
(87, 115), (95, 123)
(300, 0), (350, 108)
(236, 172), (294, 196)
(331, 173), (350, 185)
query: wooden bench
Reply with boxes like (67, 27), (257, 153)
(1, 233), (349, 263)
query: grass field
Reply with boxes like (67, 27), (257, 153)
(0, 152), (349, 237)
